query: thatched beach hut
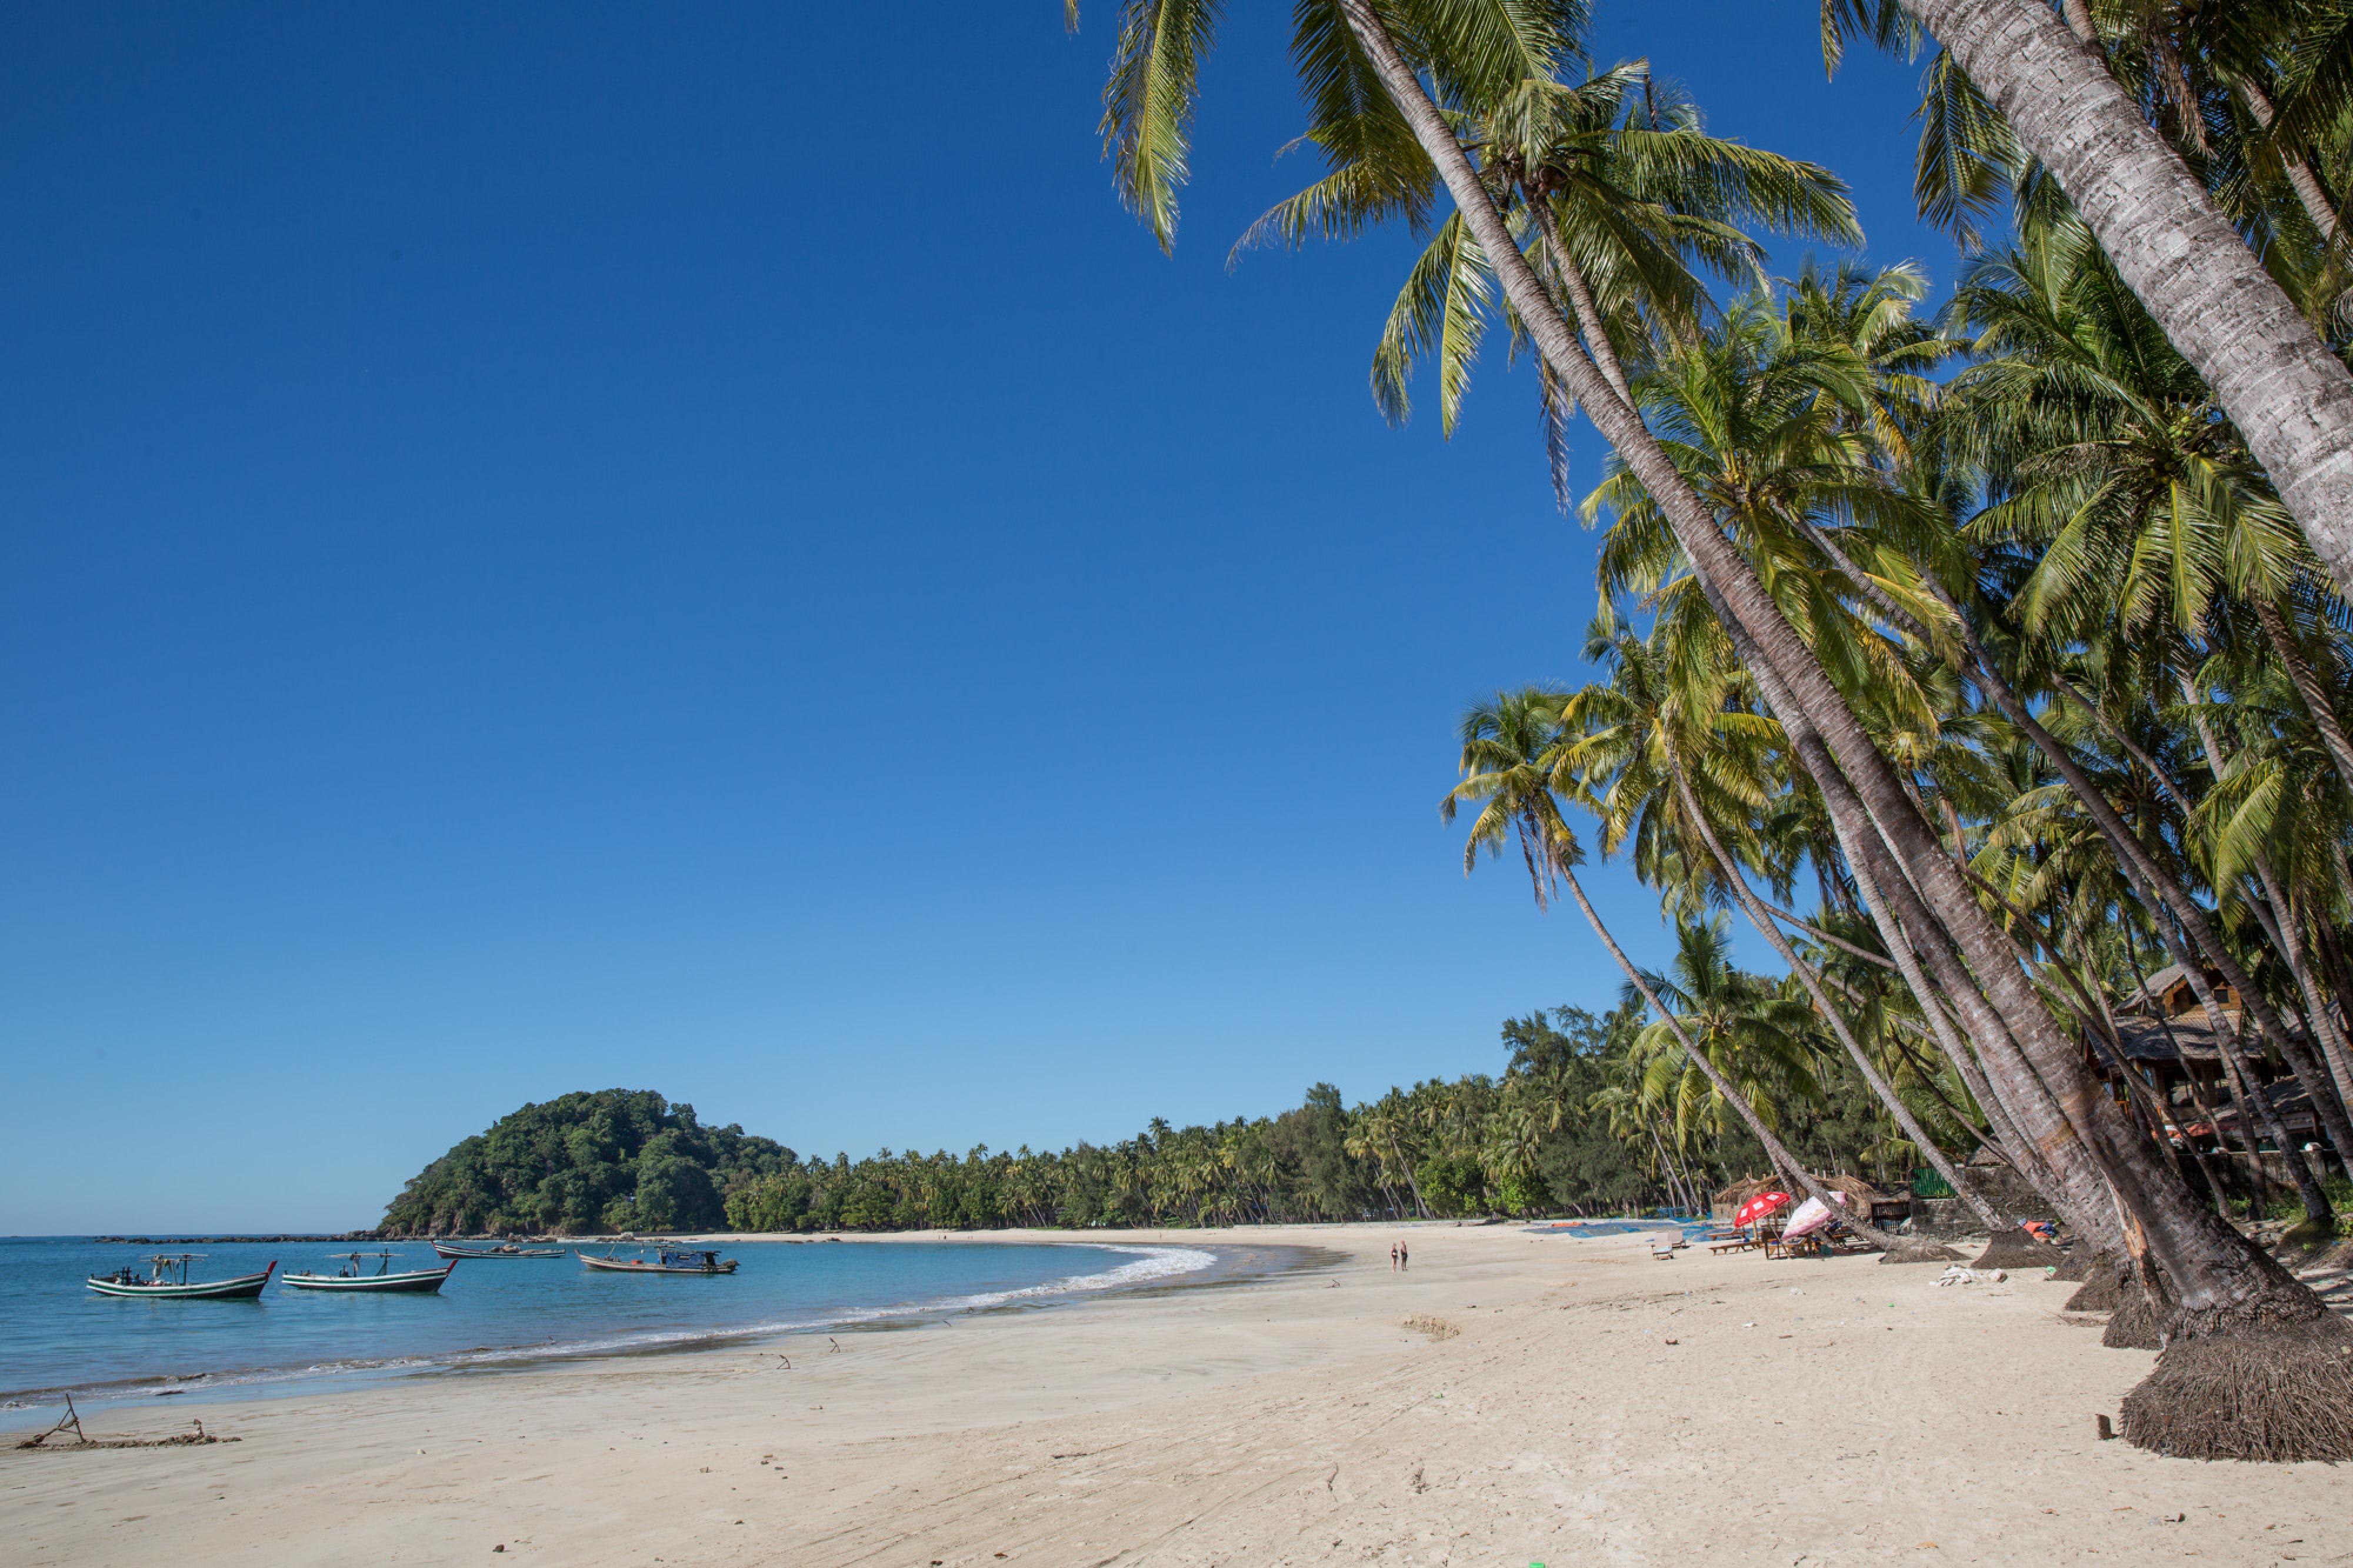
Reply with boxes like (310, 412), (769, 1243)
(1712, 1172), (1897, 1225)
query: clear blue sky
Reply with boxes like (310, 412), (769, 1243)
(1, 3), (1944, 1232)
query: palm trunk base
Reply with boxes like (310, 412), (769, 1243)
(2064, 1254), (2126, 1312)
(2102, 1276), (2174, 1350)
(1877, 1238), (1965, 1265)
(2120, 1314), (2353, 1462)
(2280, 1213), (2339, 1253)
(2051, 1245), (2096, 1283)
(1972, 1230), (2058, 1270)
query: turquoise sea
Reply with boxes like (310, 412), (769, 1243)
(0, 1235), (1237, 1412)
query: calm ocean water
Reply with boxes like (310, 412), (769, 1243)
(0, 1235), (1222, 1410)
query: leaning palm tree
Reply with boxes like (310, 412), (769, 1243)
(1564, 606), (2010, 1233)
(1619, 916), (1827, 1155)
(1079, 0), (2353, 1461)
(1945, 214), (2353, 1185)
(1088, 1), (2134, 1265)
(1443, 687), (1855, 1220)
(1824, 0), (2353, 606)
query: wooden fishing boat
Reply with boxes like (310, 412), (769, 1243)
(279, 1251), (456, 1293)
(579, 1246), (737, 1276)
(431, 1241), (565, 1259)
(86, 1254), (275, 1300)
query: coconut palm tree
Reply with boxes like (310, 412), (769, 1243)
(1619, 916), (1826, 1150)
(1444, 687), (1861, 1219)
(1823, 0), (2353, 608)
(1081, 0), (2353, 1460)
(1944, 214), (2353, 1186)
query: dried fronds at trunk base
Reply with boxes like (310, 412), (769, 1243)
(1878, 1239), (1964, 1265)
(2102, 1277), (2171, 1350)
(2064, 1254), (2124, 1312)
(2120, 1315), (2353, 1462)
(1973, 1229), (2059, 1270)
(2051, 1245), (2094, 1282)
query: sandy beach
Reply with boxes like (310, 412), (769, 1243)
(5, 1223), (2347, 1567)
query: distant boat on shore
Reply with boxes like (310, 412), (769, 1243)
(579, 1246), (737, 1275)
(86, 1254), (276, 1299)
(281, 1252), (457, 1293)
(431, 1242), (565, 1259)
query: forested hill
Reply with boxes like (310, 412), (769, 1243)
(379, 988), (1911, 1236)
(378, 1089), (794, 1235)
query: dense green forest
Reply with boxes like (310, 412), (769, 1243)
(379, 979), (1911, 1236)
(378, 1089), (795, 1235)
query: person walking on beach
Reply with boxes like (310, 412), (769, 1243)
(1390, 1243), (1398, 1271)
(1399, 1241), (1409, 1271)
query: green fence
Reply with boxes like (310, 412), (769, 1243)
(1909, 1167), (1956, 1199)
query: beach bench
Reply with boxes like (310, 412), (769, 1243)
(1651, 1233), (1678, 1259)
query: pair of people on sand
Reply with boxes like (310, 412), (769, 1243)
(1388, 1240), (1409, 1271)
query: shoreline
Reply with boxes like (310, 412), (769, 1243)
(4, 1234), (1312, 1415)
(6, 1222), (2347, 1566)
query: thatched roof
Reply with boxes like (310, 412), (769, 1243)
(1714, 1172), (1893, 1209)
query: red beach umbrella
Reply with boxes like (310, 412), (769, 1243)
(1734, 1190), (1792, 1228)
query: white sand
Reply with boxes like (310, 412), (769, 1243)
(6, 1223), (2347, 1566)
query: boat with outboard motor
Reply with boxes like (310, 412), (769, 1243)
(431, 1241), (566, 1259)
(578, 1245), (737, 1275)
(86, 1253), (276, 1299)
(279, 1250), (457, 1293)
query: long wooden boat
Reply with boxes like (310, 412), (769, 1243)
(280, 1252), (457, 1293)
(87, 1255), (275, 1300)
(432, 1242), (565, 1259)
(579, 1246), (737, 1276)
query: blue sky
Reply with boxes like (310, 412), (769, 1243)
(1, 3), (1945, 1232)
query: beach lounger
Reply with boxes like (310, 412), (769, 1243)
(1651, 1233), (1677, 1259)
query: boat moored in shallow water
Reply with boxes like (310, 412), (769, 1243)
(431, 1241), (565, 1259)
(86, 1254), (276, 1299)
(579, 1246), (737, 1275)
(280, 1251), (456, 1293)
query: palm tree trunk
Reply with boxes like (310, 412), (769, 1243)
(1547, 850), (1849, 1224)
(1389, 1134), (1433, 1220)
(2142, 885), (2340, 1213)
(2084, 934), (2228, 1215)
(2252, 595), (2353, 805)
(2252, 863), (2353, 1137)
(1352, 0), (2158, 1270)
(1895, 0), (2353, 606)
(2234, 78), (2339, 249)
(1901, 570), (2353, 1187)
(2125, 929), (2267, 1215)
(1877, 1012), (2004, 1159)
(2166, 670), (2353, 1177)
(1665, 739), (2009, 1231)
(1340, 8), (2346, 1454)
(1708, 579), (2122, 1248)
(2041, 0), (2339, 251)
(1544, 223), (1634, 406)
